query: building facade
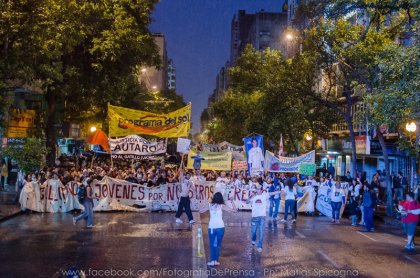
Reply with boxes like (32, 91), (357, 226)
(138, 34), (168, 92)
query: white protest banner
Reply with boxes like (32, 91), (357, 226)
(109, 135), (166, 159)
(20, 176), (317, 213)
(264, 150), (315, 173)
(177, 138), (191, 154)
(201, 141), (245, 161)
(316, 183), (349, 218)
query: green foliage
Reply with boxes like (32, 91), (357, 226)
(208, 46), (336, 153)
(3, 138), (47, 173)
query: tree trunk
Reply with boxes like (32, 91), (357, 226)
(45, 86), (57, 166)
(346, 115), (357, 178)
(376, 126), (393, 216)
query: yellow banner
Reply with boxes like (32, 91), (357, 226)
(108, 104), (191, 138)
(187, 149), (232, 171)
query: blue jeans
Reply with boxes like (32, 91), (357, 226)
(284, 199), (295, 220)
(331, 201), (342, 220)
(351, 215), (357, 225)
(251, 217), (265, 248)
(208, 228), (225, 262)
(364, 207), (374, 231)
(269, 198), (280, 218)
(75, 199), (93, 226)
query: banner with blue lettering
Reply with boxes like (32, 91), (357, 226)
(264, 150), (315, 173)
(243, 135), (264, 176)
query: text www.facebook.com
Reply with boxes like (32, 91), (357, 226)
(62, 267), (361, 277)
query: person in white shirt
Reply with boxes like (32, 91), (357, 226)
(282, 179), (297, 223)
(175, 171), (195, 224)
(330, 182), (346, 223)
(247, 183), (281, 252)
(199, 192), (237, 267)
(305, 176), (316, 188)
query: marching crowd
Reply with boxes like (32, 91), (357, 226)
(3, 153), (419, 266)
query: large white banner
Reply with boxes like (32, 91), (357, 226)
(109, 135), (166, 159)
(264, 150), (316, 173)
(19, 177), (317, 213)
(316, 183), (349, 218)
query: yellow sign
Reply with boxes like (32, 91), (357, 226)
(7, 127), (29, 138)
(7, 110), (36, 138)
(108, 104), (191, 138)
(187, 149), (232, 171)
(8, 110), (36, 128)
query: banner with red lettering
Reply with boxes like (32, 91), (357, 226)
(19, 176), (317, 212)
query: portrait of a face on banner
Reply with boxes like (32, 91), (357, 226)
(244, 135), (264, 176)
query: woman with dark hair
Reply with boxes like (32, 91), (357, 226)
(281, 179), (297, 223)
(199, 192), (238, 267)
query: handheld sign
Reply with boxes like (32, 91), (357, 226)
(299, 163), (316, 176)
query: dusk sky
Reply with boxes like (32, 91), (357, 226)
(150, 0), (285, 134)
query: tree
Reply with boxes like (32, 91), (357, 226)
(0, 0), (161, 164)
(208, 46), (335, 153)
(3, 138), (47, 173)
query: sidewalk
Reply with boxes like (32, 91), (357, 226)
(0, 184), (22, 222)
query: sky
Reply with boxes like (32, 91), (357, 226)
(150, 0), (285, 134)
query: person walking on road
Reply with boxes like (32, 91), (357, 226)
(281, 179), (297, 224)
(199, 192), (238, 267)
(175, 170), (195, 224)
(247, 183), (281, 252)
(73, 178), (95, 228)
(399, 192), (420, 249)
(267, 177), (282, 221)
(330, 182), (345, 224)
(360, 185), (378, 232)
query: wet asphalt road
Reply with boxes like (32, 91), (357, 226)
(200, 212), (420, 278)
(0, 211), (419, 278)
(0, 212), (193, 278)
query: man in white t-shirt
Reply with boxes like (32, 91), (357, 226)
(175, 171), (195, 224)
(247, 184), (281, 252)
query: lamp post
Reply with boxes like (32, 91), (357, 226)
(406, 121), (418, 192)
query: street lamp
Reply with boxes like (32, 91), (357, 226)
(406, 122), (417, 133)
(90, 126), (97, 133)
(141, 68), (147, 73)
(152, 85), (157, 90)
(306, 134), (313, 141)
(405, 121), (418, 193)
(286, 33), (293, 41)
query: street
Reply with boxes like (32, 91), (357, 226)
(1, 211), (419, 278)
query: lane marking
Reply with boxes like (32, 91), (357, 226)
(192, 212), (208, 278)
(356, 231), (378, 242)
(317, 250), (340, 268)
(295, 231), (306, 238)
(405, 255), (420, 265)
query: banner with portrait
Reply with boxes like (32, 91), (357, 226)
(243, 135), (264, 176)
(109, 135), (166, 159)
(108, 103), (191, 138)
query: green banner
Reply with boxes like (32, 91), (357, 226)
(299, 163), (316, 176)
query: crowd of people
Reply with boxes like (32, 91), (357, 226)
(2, 152), (419, 265)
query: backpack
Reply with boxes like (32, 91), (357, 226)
(363, 191), (372, 207)
(77, 185), (87, 203)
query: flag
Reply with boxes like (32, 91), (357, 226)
(278, 134), (284, 156)
(86, 129), (111, 153)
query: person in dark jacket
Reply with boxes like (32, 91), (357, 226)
(361, 185), (378, 232)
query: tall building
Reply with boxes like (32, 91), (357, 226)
(230, 10), (288, 66)
(167, 59), (176, 90)
(214, 61), (230, 101)
(138, 33), (168, 91)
